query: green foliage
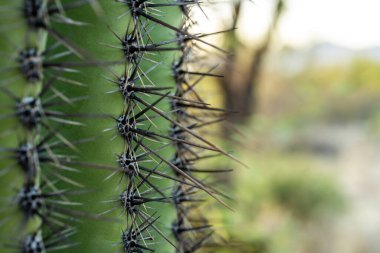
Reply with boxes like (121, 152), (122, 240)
(269, 167), (344, 220)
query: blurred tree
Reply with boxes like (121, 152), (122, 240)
(220, 0), (285, 127)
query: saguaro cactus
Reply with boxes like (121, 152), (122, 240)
(0, 1), (237, 252)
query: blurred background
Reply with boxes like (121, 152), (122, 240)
(195, 0), (380, 252)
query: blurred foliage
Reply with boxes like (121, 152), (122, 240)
(256, 57), (380, 129)
(212, 55), (380, 253)
(219, 150), (345, 253)
(208, 54), (380, 253)
(269, 164), (344, 220)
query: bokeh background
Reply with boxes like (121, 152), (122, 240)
(197, 1), (380, 252)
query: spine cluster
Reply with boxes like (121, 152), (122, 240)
(0, 1), (93, 252)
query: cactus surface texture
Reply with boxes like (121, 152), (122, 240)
(0, 1), (235, 252)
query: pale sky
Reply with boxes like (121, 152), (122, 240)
(194, 0), (380, 50)
(236, 0), (380, 49)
